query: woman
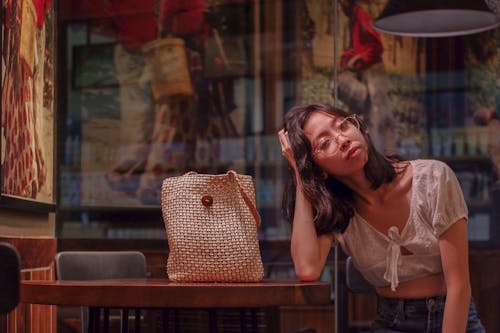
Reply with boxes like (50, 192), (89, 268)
(277, 103), (485, 332)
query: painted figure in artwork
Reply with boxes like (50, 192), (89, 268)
(334, 0), (396, 152)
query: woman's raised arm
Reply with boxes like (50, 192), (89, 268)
(278, 129), (334, 281)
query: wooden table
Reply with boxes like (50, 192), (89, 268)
(21, 278), (331, 333)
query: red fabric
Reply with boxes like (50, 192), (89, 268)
(109, 0), (157, 51)
(81, 0), (208, 51)
(340, 4), (383, 71)
(32, 0), (51, 27)
(160, 0), (207, 36)
(5, 0), (12, 28)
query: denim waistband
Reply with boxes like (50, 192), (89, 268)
(376, 294), (446, 314)
(375, 294), (447, 333)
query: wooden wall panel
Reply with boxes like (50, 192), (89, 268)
(0, 238), (56, 333)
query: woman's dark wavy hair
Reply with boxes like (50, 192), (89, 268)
(282, 103), (402, 235)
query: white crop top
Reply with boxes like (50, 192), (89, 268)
(334, 159), (468, 291)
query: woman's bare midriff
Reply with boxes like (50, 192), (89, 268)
(376, 273), (447, 298)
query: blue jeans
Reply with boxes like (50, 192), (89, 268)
(371, 295), (485, 333)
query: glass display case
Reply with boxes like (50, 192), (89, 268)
(56, 0), (499, 248)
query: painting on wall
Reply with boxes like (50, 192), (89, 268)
(1, 0), (56, 211)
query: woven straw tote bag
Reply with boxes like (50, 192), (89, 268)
(161, 171), (264, 282)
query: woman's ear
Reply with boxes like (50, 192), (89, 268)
(322, 171), (328, 180)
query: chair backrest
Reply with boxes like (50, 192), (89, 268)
(55, 251), (147, 280)
(346, 256), (375, 294)
(55, 251), (147, 333)
(0, 242), (21, 314)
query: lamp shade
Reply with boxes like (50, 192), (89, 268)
(373, 0), (500, 37)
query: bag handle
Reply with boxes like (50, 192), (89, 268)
(227, 171), (261, 228)
(184, 171), (261, 227)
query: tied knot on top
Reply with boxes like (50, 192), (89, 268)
(384, 226), (403, 291)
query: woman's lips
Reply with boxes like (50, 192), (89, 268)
(346, 146), (360, 159)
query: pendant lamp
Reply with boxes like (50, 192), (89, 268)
(372, 0), (500, 37)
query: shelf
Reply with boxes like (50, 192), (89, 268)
(467, 200), (492, 209)
(57, 238), (293, 250)
(469, 241), (500, 251)
(57, 238), (168, 251)
(58, 205), (161, 212)
(437, 156), (492, 164)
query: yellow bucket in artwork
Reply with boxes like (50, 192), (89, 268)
(142, 38), (194, 100)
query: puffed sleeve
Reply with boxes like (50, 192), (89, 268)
(429, 161), (468, 236)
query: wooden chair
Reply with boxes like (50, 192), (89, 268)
(55, 251), (147, 333)
(0, 242), (21, 314)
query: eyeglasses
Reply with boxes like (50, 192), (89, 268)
(312, 115), (360, 157)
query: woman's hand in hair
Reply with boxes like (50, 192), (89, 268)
(278, 129), (298, 172)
